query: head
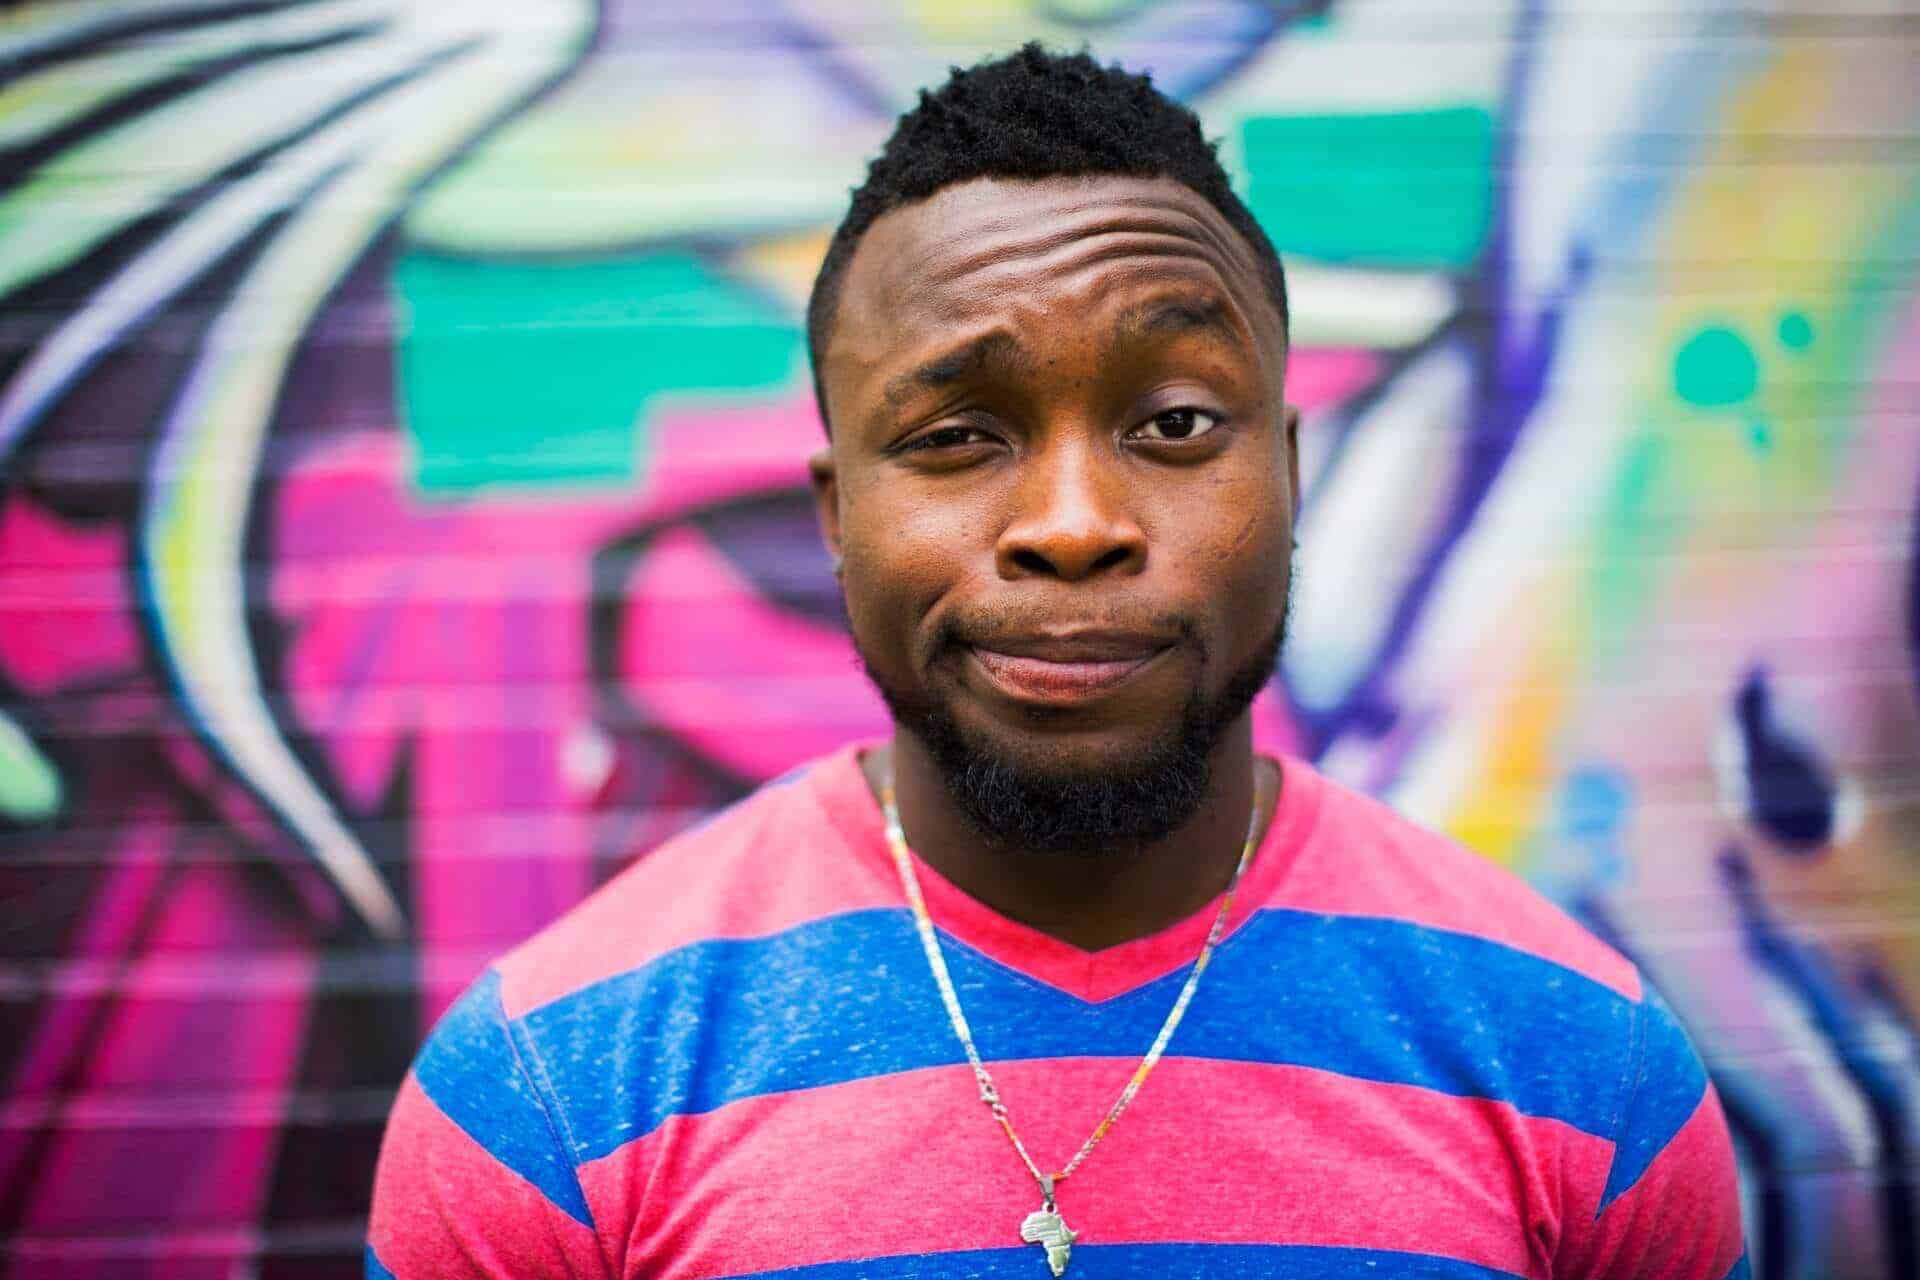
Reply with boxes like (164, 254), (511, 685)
(808, 44), (1299, 854)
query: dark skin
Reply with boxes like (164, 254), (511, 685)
(810, 174), (1300, 951)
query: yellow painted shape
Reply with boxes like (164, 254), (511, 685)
(1446, 636), (1571, 869)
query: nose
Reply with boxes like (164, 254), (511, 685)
(995, 437), (1146, 581)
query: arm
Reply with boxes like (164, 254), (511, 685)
(1558, 984), (1747, 1280)
(366, 970), (609, 1279)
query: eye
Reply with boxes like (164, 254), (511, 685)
(1131, 407), (1222, 442)
(906, 424), (996, 451)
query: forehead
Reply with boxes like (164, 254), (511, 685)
(824, 176), (1280, 408)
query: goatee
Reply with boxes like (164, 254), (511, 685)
(860, 611), (1287, 856)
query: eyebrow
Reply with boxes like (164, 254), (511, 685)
(875, 293), (1246, 412)
(882, 331), (1029, 408)
(1113, 294), (1242, 345)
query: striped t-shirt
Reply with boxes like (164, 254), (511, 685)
(367, 744), (1747, 1279)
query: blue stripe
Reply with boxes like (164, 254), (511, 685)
(518, 907), (1643, 1163)
(412, 969), (595, 1226)
(719, 1243), (1524, 1278)
(1598, 982), (1710, 1209)
(364, 1244), (396, 1280)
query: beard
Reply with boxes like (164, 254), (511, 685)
(858, 604), (1288, 856)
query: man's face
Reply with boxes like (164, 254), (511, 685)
(812, 175), (1298, 836)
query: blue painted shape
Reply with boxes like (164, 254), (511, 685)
(1733, 668), (1836, 851)
(1554, 766), (1633, 891)
(365, 1244), (397, 1280)
(1598, 983), (1710, 1210)
(516, 907), (1642, 1162)
(1720, 1254), (1752, 1280)
(720, 1242), (1524, 1278)
(412, 970), (594, 1226)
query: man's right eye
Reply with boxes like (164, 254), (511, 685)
(908, 425), (992, 450)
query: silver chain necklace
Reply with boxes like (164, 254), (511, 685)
(881, 767), (1267, 1276)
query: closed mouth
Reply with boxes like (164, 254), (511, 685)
(964, 637), (1173, 703)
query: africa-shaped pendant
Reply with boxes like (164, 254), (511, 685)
(1019, 1201), (1077, 1276)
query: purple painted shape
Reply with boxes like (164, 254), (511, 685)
(1294, 0), (1572, 760)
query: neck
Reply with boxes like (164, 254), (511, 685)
(863, 723), (1275, 952)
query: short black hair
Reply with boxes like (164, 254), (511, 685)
(805, 43), (1289, 432)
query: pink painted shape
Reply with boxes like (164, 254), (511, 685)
(616, 525), (889, 781)
(0, 497), (139, 693)
(11, 856), (314, 1240)
(1285, 346), (1383, 412)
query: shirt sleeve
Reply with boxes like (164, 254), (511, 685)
(1556, 982), (1747, 1280)
(366, 970), (609, 1279)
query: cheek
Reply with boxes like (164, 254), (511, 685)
(836, 488), (980, 656)
(1170, 475), (1289, 572)
(1164, 478), (1291, 629)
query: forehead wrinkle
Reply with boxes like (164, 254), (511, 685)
(912, 205), (1241, 294)
(904, 219), (1274, 359)
(828, 178), (1284, 430)
(1001, 245), (1265, 363)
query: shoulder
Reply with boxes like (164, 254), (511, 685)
(1276, 762), (1642, 1002)
(1271, 765), (1740, 1258)
(493, 744), (896, 1019)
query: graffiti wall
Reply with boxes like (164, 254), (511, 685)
(1, 1), (1916, 1275)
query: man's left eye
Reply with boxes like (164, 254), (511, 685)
(1132, 408), (1222, 441)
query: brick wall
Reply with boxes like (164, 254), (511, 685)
(2, 2), (1916, 1275)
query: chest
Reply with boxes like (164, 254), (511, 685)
(517, 912), (1620, 1277)
(598, 1031), (1564, 1279)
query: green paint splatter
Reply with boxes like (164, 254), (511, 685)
(1240, 107), (1495, 269)
(1747, 417), (1773, 451)
(1672, 326), (1758, 408)
(395, 251), (802, 496)
(1778, 311), (1814, 350)
(0, 712), (61, 822)
(1588, 431), (1671, 667)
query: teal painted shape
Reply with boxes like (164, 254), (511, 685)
(1240, 107), (1496, 269)
(0, 711), (61, 821)
(1673, 325), (1758, 408)
(1777, 310), (1814, 351)
(394, 251), (801, 496)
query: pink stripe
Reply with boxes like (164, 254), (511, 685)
(1559, 1086), (1744, 1278)
(1270, 776), (1641, 1000)
(495, 745), (896, 1017)
(368, 1076), (605, 1280)
(580, 1057), (1610, 1278)
(808, 744), (1331, 1002)
(500, 748), (1634, 1021)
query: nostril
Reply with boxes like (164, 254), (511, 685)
(1011, 548), (1053, 575)
(1091, 546), (1132, 573)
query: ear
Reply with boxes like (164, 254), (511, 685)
(1282, 403), (1302, 526)
(808, 445), (844, 573)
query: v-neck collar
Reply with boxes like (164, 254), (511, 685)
(806, 741), (1327, 1004)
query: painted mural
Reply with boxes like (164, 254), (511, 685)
(1, 1), (1916, 1275)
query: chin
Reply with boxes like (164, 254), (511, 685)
(927, 711), (1219, 854)
(951, 711), (1193, 782)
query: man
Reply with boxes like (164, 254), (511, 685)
(367, 46), (1746, 1279)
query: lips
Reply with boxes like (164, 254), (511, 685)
(964, 631), (1174, 704)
